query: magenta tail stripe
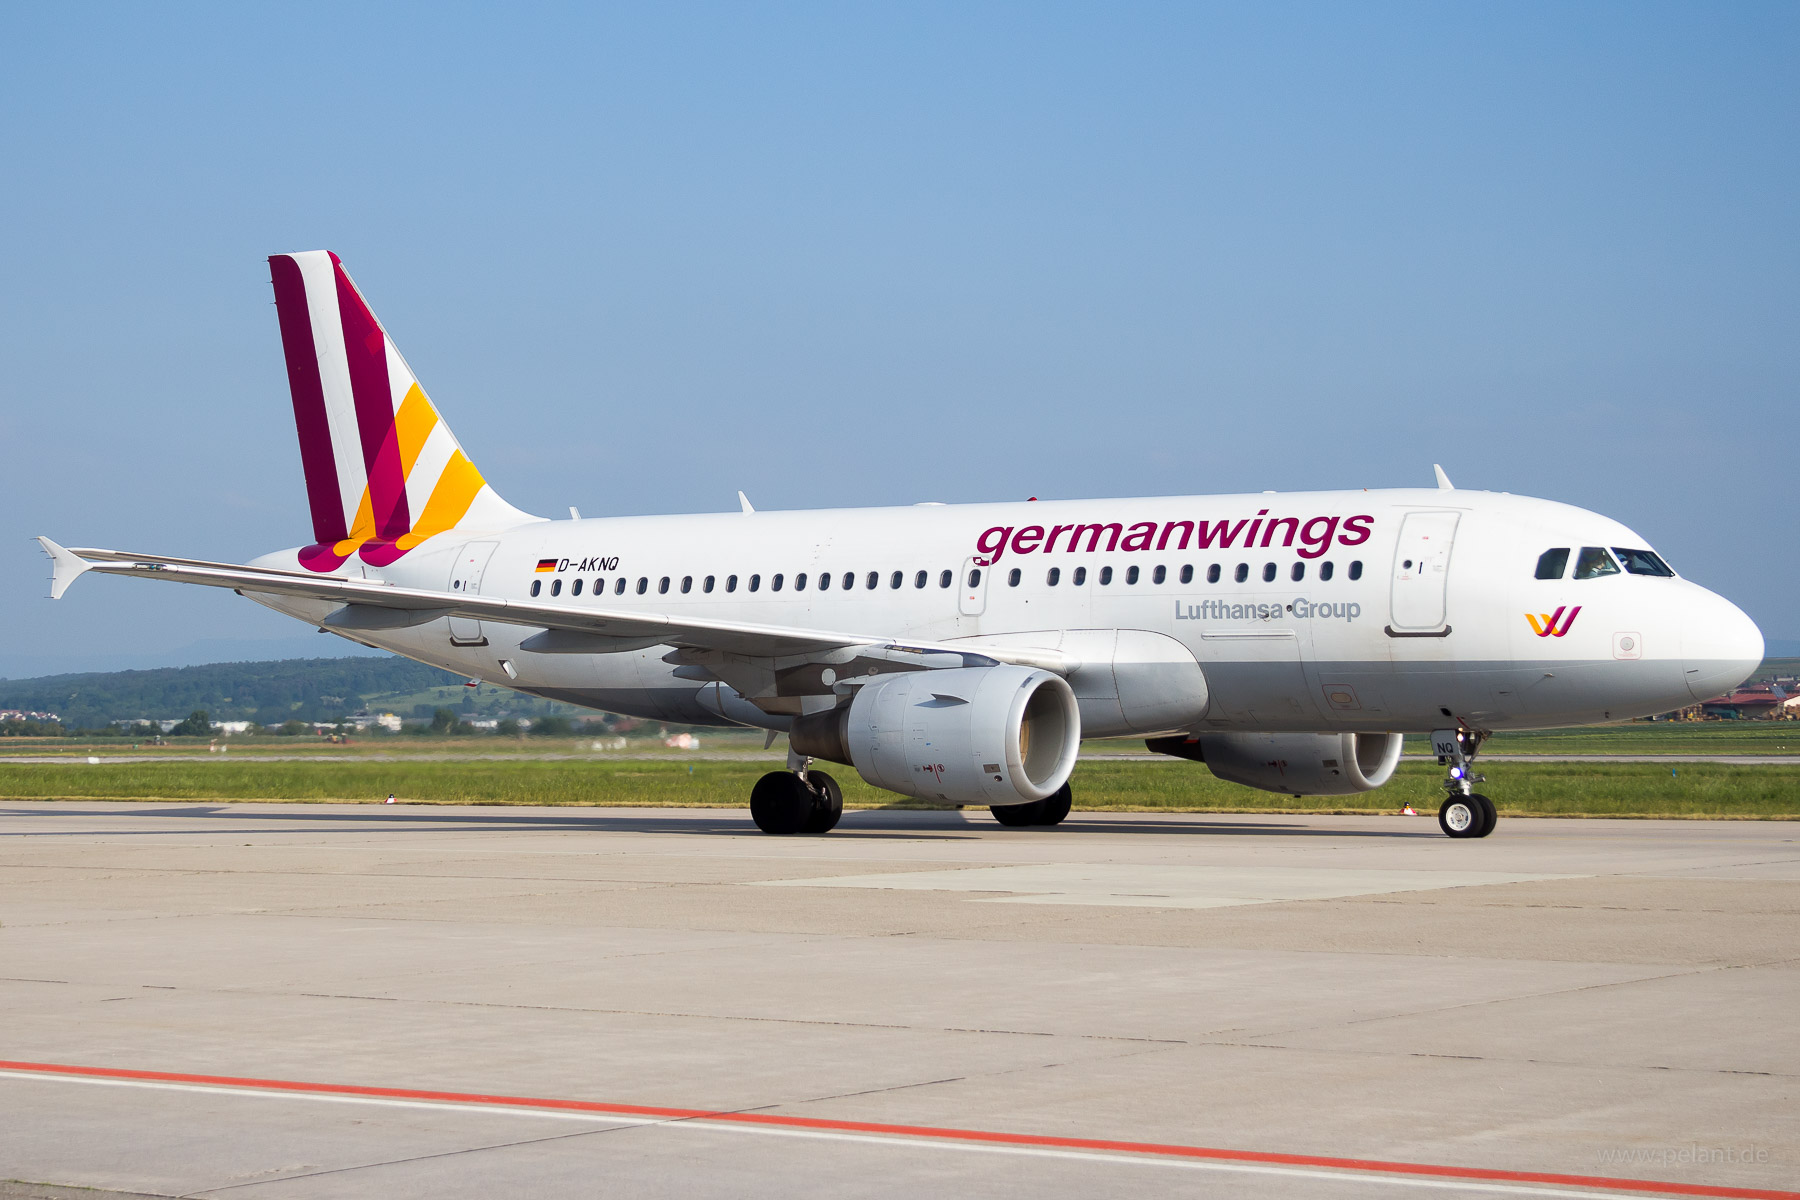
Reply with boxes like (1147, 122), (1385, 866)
(268, 256), (347, 544)
(333, 263), (411, 540)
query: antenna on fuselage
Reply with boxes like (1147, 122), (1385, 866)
(1433, 464), (1455, 490)
(738, 491), (756, 513)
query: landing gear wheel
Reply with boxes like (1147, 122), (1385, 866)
(750, 771), (813, 835)
(1035, 783), (1072, 826)
(1470, 792), (1497, 838)
(990, 800), (1044, 827)
(801, 770), (844, 834)
(1438, 795), (1482, 839)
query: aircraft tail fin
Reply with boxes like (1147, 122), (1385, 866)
(267, 251), (537, 572)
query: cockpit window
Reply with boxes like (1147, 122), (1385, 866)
(1534, 548), (1569, 580)
(1572, 546), (1621, 580)
(1612, 547), (1674, 577)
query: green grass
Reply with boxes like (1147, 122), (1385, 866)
(1, 759), (1795, 819)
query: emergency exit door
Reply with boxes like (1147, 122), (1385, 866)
(1389, 512), (1459, 633)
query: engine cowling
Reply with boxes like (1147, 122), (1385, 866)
(791, 665), (1081, 806)
(1147, 731), (1403, 796)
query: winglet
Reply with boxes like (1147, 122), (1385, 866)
(738, 491), (755, 514)
(36, 536), (93, 599)
(1433, 464), (1454, 490)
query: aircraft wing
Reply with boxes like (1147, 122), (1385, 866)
(37, 539), (1070, 671)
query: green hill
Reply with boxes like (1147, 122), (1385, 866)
(0, 657), (468, 729)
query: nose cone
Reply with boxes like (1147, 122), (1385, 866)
(1683, 592), (1764, 702)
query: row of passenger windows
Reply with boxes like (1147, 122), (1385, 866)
(1535, 546), (1674, 581)
(528, 559), (1365, 599)
(1003, 560), (1363, 587)
(533, 570), (957, 598)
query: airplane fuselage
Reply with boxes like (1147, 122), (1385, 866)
(247, 486), (1760, 738)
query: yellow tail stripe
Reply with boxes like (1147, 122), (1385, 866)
(394, 451), (487, 551)
(393, 383), (440, 480)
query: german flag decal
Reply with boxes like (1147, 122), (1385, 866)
(535, 558), (558, 573)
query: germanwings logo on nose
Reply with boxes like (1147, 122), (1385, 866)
(1527, 606), (1581, 637)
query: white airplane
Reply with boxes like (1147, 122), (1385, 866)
(39, 251), (1763, 838)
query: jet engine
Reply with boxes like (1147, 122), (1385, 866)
(791, 665), (1081, 806)
(1147, 731), (1404, 796)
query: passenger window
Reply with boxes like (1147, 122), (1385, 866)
(1180, 564), (1193, 584)
(1348, 560), (1363, 580)
(749, 574), (761, 592)
(572, 578), (583, 596)
(968, 568), (982, 587)
(845, 572), (856, 590)
(1073, 566), (1087, 585)
(771, 573), (784, 592)
(593, 578), (604, 593)
(704, 575), (715, 593)
(1319, 561), (1334, 581)
(1291, 562), (1304, 582)
(868, 571), (880, 590)
(1047, 567), (1061, 586)
(818, 572), (830, 591)
(914, 570), (927, 588)
(1234, 563), (1248, 583)
(530, 579), (541, 597)
(1573, 547), (1620, 580)
(636, 577), (648, 595)
(1613, 547), (1675, 577)
(1262, 563), (1276, 582)
(1207, 564), (1220, 584)
(795, 573), (808, 591)
(658, 576), (670, 594)
(551, 579), (562, 596)
(1153, 565), (1166, 584)
(890, 571), (903, 589)
(1008, 568), (1021, 586)
(939, 569), (952, 588)
(615, 577), (627, 595)
(726, 574), (738, 593)
(1125, 565), (1139, 584)
(681, 576), (692, 594)
(1099, 566), (1113, 585)
(1535, 548), (1570, 580)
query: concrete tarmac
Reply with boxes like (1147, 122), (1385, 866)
(0, 802), (1794, 1198)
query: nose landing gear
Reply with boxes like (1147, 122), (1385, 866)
(1432, 727), (1496, 839)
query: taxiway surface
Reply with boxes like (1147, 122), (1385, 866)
(0, 802), (1794, 1198)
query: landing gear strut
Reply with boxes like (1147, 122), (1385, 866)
(1432, 727), (1496, 839)
(750, 750), (843, 835)
(989, 781), (1073, 828)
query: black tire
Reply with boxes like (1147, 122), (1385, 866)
(800, 770), (844, 834)
(750, 771), (813, 835)
(990, 800), (1044, 827)
(1035, 783), (1073, 826)
(1438, 795), (1481, 839)
(1470, 792), (1497, 838)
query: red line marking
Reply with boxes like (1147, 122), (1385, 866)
(0, 1059), (1790, 1200)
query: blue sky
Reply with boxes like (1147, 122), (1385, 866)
(2, 2), (1795, 676)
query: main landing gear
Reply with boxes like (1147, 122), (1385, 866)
(1432, 727), (1496, 839)
(989, 782), (1073, 828)
(750, 751), (843, 835)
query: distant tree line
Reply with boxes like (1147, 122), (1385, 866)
(0, 657), (464, 730)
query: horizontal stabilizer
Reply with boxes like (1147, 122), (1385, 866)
(36, 536), (93, 600)
(35, 541), (1074, 673)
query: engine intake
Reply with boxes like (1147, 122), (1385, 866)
(792, 665), (1081, 805)
(1147, 731), (1403, 796)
